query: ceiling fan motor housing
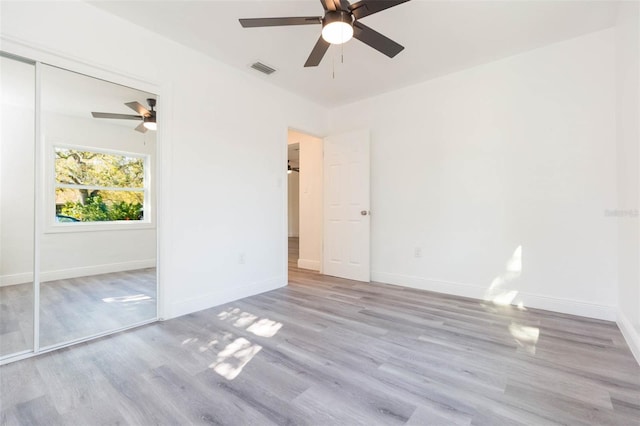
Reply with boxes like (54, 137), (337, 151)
(323, 10), (353, 26)
(322, 10), (354, 44)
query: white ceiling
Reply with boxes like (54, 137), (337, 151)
(89, 0), (620, 107)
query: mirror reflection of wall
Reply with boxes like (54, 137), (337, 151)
(38, 64), (158, 348)
(0, 55), (36, 357)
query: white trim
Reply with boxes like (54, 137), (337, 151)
(0, 36), (161, 95)
(371, 271), (617, 321)
(0, 259), (156, 287)
(155, 83), (170, 321)
(168, 276), (286, 319)
(297, 259), (321, 271)
(45, 221), (155, 234)
(33, 60), (42, 352)
(283, 127), (289, 294)
(617, 309), (640, 366)
(55, 184), (144, 192)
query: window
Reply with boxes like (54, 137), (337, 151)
(54, 147), (148, 224)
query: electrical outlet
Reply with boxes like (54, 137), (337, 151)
(414, 247), (422, 258)
(239, 253), (246, 264)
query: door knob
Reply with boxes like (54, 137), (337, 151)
(361, 210), (368, 216)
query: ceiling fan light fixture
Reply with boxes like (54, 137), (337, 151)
(143, 115), (157, 131)
(321, 11), (353, 45)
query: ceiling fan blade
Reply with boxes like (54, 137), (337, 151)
(304, 36), (331, 67)
(125, 101), (151, 117)
(91, 112), (142, 120)
(353, 21), (404, 58)
(338, 0), (351, 10)
(320, 0), (336, 11)
(134, 122), (148, 133)
(350, 0), (410, 20)
(239, 17), (321, 27)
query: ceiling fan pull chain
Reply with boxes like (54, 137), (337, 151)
(332, 56), (335, 79)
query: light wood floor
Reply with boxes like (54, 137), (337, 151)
(0, 269), (156, 356)
(1, 239), (638, 425)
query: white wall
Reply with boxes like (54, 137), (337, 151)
(615, 2), (640, 362)
(1, 1), (328, 318)
(293, 131), (323, 271)
(287, 171), (299, 237)
(1, 57), (35, 284)
(329, 29), (619, 320)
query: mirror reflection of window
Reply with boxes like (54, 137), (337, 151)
(54, 148), (147, 223)
(38, 64), (158, 349)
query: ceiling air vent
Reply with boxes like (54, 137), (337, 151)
(250, 62), (276, 75)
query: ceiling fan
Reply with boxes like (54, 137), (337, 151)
(288, 161), (300, 174)
(239, 0), (410, 67)
(91, 98), (157, 133)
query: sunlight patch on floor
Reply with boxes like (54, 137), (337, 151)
(509, 322), (540, 354)
(209, 337), (262, 380)
(247, 318), (282, 337)
(102, 294), (151, 303)
(217, 307), (283, 338)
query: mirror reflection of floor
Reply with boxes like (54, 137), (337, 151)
(0, 268), (156, 356)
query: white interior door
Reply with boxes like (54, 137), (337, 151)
(323, 129), (370, 282)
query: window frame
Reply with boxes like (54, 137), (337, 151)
(46, 143), (154, 233)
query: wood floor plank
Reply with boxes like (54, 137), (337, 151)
(14, 396), (64, 426)
(0, 237), (638, 425)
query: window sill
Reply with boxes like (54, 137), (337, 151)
(44, 220), (155, 234)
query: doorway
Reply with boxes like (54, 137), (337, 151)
(286, 128), (372, 282)
(287, 129), (323, 275)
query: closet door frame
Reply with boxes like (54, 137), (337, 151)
(0, 47), (164, 365)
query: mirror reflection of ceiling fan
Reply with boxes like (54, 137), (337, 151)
(239, 0), (410, 67)
(288, 161), (300, 174)
(91, 98), (157, 133)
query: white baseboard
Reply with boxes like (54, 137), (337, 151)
(168, 276), (285, 319)
(0, 273), (33, 287)
(297, 258), (320, 271)
(0, 259), (156, 287)
(371, 271), (616, 321)
(617, 310), (640, 365)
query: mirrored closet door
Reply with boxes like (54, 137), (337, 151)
(0, 54), (158, 361)
(39, 64), (158, 349)
(0, 55), (36, 357)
